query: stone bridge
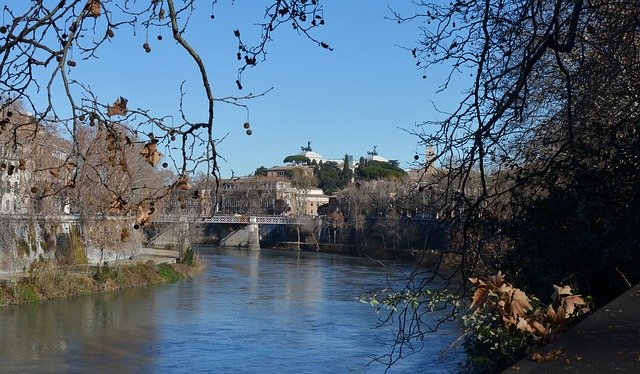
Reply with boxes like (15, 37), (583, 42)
(0, 213), (316, 252)
(150, 214), (317, 251)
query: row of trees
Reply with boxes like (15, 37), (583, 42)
(273, 153), (408, 195)
(1, 101), (174, 221)
(251, 152), (454, 255)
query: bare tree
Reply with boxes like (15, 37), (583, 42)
(370, 0), (640, 368)
(1, 0), (330, 225)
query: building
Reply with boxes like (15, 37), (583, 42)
(207, 171), (328, 217)
(1, 107), (71, 215)
(266, 165), (314, 179)
(289, 141), (354, 170)
(297, 188), (329, 216)
(364, 145), (389, 163)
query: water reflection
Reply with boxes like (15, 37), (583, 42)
(0, 248), (464, 373)
(0, 287), (159, 372)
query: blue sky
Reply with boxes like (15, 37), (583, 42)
(18, 1), (467, 178)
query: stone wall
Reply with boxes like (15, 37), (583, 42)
(0, 216), (143, 274)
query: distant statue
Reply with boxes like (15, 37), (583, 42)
(301, 141), (312, 152)
(367, 145), (378, 156)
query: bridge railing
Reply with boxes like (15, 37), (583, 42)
(0, 213), (131, 223)
(0, 213), (316, 225)
(153, 214), (315, 225)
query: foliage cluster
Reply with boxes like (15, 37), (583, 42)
(314, 159), (352, 195)
(283, 155), (311, 165)
(356, 160), (407, 181)
(463, 272), (589, 370)
(361, 271), (590, 371)
(178, 246), (196, 266)
(157, 263), (184, 282)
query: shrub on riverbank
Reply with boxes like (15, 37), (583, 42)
(462, 273), (590, 371)
(0, 256), (203, 307)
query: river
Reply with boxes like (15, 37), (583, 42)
(0, 247), (464, 373)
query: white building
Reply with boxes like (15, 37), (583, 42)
(364, 145), (388, 163)
(1, 159), (28, 213)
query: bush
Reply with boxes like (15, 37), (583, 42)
(93, 263), (117, 283)
(157, 263), (184, 282)
(18, 280), (38, 303)
(462, 272), (590, 371)
(178, 247), (195, 266)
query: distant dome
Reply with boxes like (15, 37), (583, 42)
(365, 146), (388, 163)
(368, 154), (388, 163)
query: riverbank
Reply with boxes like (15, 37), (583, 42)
(0, 254), (204, 307)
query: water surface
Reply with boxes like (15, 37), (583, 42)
(0, 248), (463, 373)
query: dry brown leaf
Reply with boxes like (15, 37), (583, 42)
(561, 295), (587, 316)
(136, 209), (150, 226)
(531, 350), (563, 363)
(498, 299), (506, 310)
(548, 305), (568, 324)
(499, 283), (514, 294)
(140, 141), (162, 167)
(516, 317), (533, 332)
(469, 277), (482, 286)
(109, 202), (120, 213)
(88, 0), (101, 17)
(471, 286), (489, 309)
(531, 321), (549, 336)
(552, 285), (573, 300)
(120, 227), (129, 241)
(547, 306), (559, 323)
(107, 96), (128, 117)
(177, 176), (191, 191)
(531, 351), (544, 363)
(509, 289), (531, 317)
(487, 271), (505, 288)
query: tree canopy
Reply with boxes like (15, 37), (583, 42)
(253, 166), (268, 176)
(315, 161), (350, 195)
(356, 160), (407, 181)
(283, 155), (311, 165)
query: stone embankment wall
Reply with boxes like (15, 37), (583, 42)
(0, 216), (143, 274)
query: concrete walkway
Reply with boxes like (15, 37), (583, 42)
(507, 284), (640, 373)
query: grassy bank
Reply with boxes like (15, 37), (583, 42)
(0, 254), (204, 307)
